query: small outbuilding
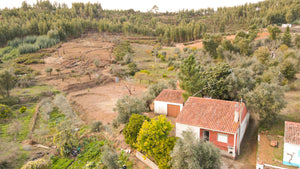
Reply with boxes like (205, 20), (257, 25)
(154, 89), (184, 117)
(176, 97), (250, 158)
(283, 121), (300, 168)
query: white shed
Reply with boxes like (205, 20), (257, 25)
(283, 121), (300, 168)
(154, 89), (184, 117)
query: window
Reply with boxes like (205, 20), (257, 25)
(217, 133), (228, 143)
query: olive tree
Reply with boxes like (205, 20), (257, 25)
(170, 131), (221, 169)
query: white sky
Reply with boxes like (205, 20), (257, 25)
(0, 0), (263, 11)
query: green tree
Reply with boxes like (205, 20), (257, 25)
(245, 83), (286, 126)
(254, 46), (270, 64)
(0, 71), (16, 98)
(203, 35), (222, 57)
(267, 25), (281, 40)
(200, 63), (231, 99)
(170, 131), (221, 169)
(114, 95), (147, 124)
(178, 55), (202, 100)
(123, 114), (150, 148)
(45, 67), (53, 76)
(280, 59), (297, 80)
(282, 26), (291, 47)
(127, 62), (138, 76)
(136, 115), (176, 169)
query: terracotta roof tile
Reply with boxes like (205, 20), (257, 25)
(176, 97), (246, 133)
(285, 121), (300, 145)
(154, 89), (184, 104)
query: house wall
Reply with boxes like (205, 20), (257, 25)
(200, 129), (235, 151)
(239, 112), (250, 145)
(176, 123), (200, 139)
(154, 101), (183, 115)
(283, 143), (300, 167)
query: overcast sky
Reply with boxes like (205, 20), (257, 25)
(1, 0), (263, 11)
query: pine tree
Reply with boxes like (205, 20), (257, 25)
(283, 26), (291, 47)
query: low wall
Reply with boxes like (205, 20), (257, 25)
(135, 151), (158, 169)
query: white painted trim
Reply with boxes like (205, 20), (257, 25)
(217, 133), (228, 143)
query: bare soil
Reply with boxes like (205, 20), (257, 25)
(28, 33), (147, 124)
(69, 81), (146, 124)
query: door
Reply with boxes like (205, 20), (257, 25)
(203, 130), (210, 141)
(167, 104), (180, 117)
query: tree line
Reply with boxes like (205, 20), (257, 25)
(0, 0), (299, 46)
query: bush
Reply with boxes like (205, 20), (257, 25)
(139, 69), (150, 74)
(23, 36), (37, 44)
(0, 46), (13, 57)
(90, 121), (103, 132)
(114, 95), (147, 124)
(21, 158), (50, 169)
(7, 38), (22, 48)
(101, 145), (119, 169)
(3, 48), (20, 60)
(47, 29), (60, 40)
(127, 62), (138, 76)
(18, 44), (39, 54)
(0, 104), (12, 119)
(35, 35), (60, 49)
(167, 66), (174, 71)
(123, 114), (150, 148)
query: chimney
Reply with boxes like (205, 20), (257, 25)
(234, 103), (239, 123)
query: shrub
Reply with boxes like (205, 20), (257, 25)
(139, 69), (150, 74)
(90, 121), (103, 132)
(127, 62), (138, 76)
(0, 104), (12, 119)
(19, 106), (26, 114)
(101, 145), (119, 169)
(7, 38), (22, 48)
(114, 95), (147, 124)
(3, 48), (20, 60)
(21, 158), (50, 169)
(162, 74), (167, 78)
(0, 46), (13, 57)
(45, 68), (53, 76)
(123, 114), (150, 148)
(47, 29), (60, 40)
(35, 35), (60, 49)
(167, 66), (174, 71)
(23, 36), (37, 44)
(18, 44), (39, 54)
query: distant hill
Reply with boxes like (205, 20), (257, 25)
(0, 0), (299, 46)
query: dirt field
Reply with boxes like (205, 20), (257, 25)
(28, 33), (147, 124)
(68, 81), (146, 124)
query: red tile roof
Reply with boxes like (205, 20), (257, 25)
(154, 89), (185, 104)
(285, 121), (300, 145)
(176, 97), (246, 134)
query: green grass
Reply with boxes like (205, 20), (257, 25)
(12, 84), (59, 96)
(69, 141), (106, 169)
(51, 157), (74, 169)
(0, 103), (35, 141)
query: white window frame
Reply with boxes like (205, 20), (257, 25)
(217, 133), (228, 143)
